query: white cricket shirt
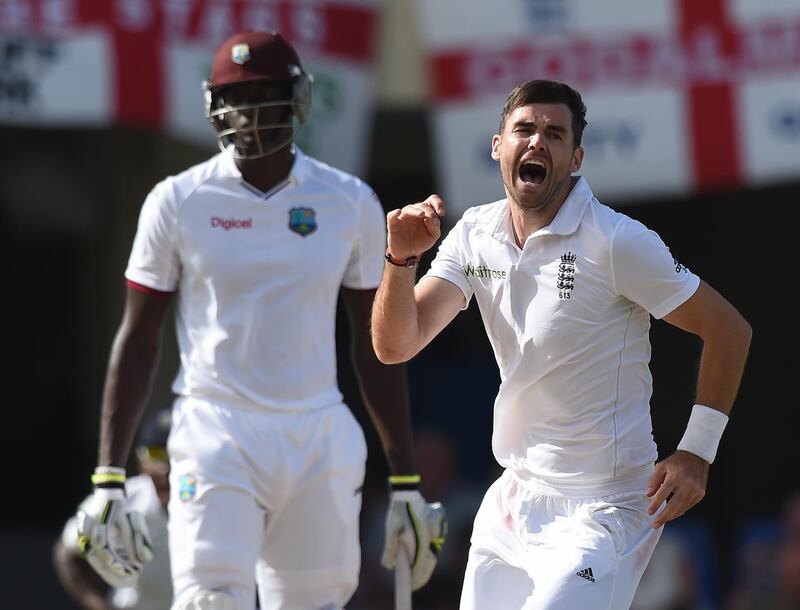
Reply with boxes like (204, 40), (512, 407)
(425, 177), (700, 495)
(125, 147), (386, 411)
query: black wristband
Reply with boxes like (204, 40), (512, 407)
(94, 481), (125, 490)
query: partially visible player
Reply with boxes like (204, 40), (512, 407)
(371, 79), (751, 609)
(55, 409), (172, 610)
(74, 30), (445, 610)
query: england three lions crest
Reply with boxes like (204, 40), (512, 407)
(557, 251), (577, 299)
(288, 207), (317, 237)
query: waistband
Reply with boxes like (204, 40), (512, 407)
(174, 391), (345, 414)
(507, 467), (652, 499)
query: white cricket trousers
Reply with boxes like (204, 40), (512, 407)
(460, 469), (663, 610)
(167, 397), (367, 610)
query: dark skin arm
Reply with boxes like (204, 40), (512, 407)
(52, 539), (112, 610)
(98, 287), (173, 466)
(341, 287), (416, 475)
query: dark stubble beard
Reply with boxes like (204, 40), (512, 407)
(509, 172), (573, 217)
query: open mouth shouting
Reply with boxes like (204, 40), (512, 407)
(519, 159), (547, 187)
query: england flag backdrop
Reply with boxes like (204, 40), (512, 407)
(415, 0), (800, 213)
(0, 0), (382, 176)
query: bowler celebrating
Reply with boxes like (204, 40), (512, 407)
(371, 80), (750, 609)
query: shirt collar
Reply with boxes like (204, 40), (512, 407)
(491, 175), (593, 242)
(221, 144), (309, 187)
(490, 202), (515, 243)
(543, 176), (593, 236)
(288, 146), (309, 186)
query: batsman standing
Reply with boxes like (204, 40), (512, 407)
(76, 31), (445, 610)
(371, 80), (751, 609)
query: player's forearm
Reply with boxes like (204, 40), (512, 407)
(351, 344), (416, 474)
(694, 308), (752, 413)
(53, 542), (112, 610)
(98, 324), (163, 466)
(372, 265), (425, 364)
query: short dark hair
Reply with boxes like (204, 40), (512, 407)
(499, 80), (588, 148)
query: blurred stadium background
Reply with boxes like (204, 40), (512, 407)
(2, 0), (798, 608)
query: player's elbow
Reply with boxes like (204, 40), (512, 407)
(372, 341), (412, 365)
(736, 315), (753, 353)
(710, 306), (752, 360)
(370, 320), (417, 364)
(374, 314), (439, 363)
(371, 328), (420, 364)
(723, 306), (752, 350)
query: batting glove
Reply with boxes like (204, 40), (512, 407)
(76, 467), (154, 588)
(381, 474), (447, 591)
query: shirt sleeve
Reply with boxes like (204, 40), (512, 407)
(341, 184), (387, 289)
(423, 219), (474, 309)
(124, 180), (181, 292)
(611, 217), (700, 319)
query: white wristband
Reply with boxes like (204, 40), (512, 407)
(676, 404), (729, 464)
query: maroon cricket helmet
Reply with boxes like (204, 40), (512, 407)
(209, 31), (305, 90)
(204, 31), (314, 159)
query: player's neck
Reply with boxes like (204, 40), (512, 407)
(509, 176), (577, 247)
(510, 204), (558, 248)
(235, 147), (295, 194)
